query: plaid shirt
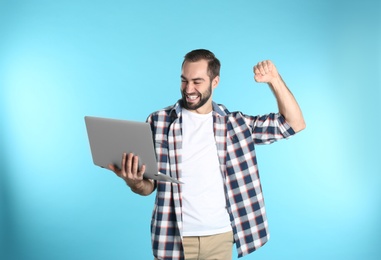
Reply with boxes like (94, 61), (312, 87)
(146, 100), (295, 259)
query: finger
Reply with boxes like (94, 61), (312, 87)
(108, 164), (122, 177)
(261, 60), (272, 74)
(262, 61), (270, 74)
(132, 155), (139, 176)
(108, 163), (118, 173)
(119, 152), (126, 177)
(126, 153), (134, 176)
(254, 74), (261, 82)
(255, 62), (264, 75)
(253, 65), (258, 74)
(122, 152), (126, 169)
(253, 65), (261, 76)
(265, 60), (273, 73)
(137, 164), (146, 179)
(253, 66), (262, 82)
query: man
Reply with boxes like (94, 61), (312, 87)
(109, 49), (305, 259)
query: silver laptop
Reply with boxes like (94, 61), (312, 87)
(84, 116), (181, 184)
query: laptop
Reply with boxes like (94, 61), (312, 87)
(84, 116), (182, 184)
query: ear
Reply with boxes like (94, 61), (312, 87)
(212, 75), (220, 89)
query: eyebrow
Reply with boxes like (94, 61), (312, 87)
(181, 75), (205, 82)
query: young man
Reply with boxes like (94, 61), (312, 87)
(109, 49), (305, 259)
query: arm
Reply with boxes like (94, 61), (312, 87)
(254, 60), (306, 132)
(108, 153), (155, 196)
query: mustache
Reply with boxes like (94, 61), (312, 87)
(182, 90), (201, 96)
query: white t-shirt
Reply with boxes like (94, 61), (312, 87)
(181, 108), (231, 237)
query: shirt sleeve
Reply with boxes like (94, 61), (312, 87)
(244, 112), (296, 145)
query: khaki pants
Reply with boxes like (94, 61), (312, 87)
(182, 230), (233, 260)
(154, 230), (234, 260)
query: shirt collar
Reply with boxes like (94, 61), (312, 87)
(170, 99), (228, 118)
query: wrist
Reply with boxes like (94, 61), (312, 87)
(127, 179), (143, 191)
(128, 179), (153, 196)
(269, 75), (284, 91)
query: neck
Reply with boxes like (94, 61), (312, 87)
(188, 102), (213, 114)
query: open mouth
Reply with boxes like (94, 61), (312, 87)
(186, 94), (200, 103)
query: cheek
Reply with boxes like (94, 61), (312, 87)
(181, 82), (188, 91)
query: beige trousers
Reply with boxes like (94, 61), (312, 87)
(155, 230), (234, 260)
(183, 230), (234, 260)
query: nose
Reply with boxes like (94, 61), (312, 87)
(182, 82), (195, 93)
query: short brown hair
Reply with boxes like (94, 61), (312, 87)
(182, 49), (221, 80)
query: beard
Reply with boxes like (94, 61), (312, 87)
(181, 84), (212, 111)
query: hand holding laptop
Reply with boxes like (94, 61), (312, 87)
(84, 116), (182, 184)
(108, 152), (155, 196)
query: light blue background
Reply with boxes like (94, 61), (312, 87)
(1, 0), (380, 259)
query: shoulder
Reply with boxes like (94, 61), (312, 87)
(213, 102), (250, 118)
(149, 105), (173, 118)
(146, 101), (180, 125)
(213, 102), (232, 116)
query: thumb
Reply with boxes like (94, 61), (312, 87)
(254, 74), (264, 83)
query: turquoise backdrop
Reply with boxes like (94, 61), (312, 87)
(1, 0), (380, 259)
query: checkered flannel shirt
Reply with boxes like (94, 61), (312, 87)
(146, 100), (295, 260)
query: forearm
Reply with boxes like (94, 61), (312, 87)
(129, 179), (155, 196)
(269, 75), (306, 132)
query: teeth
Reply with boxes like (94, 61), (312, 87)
(187, 95), (198, 100)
